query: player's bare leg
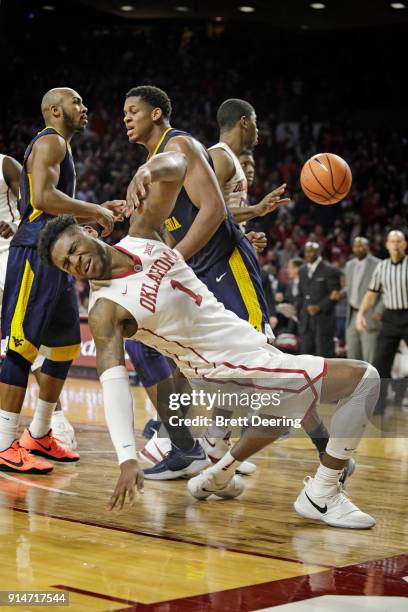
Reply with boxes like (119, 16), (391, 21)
(188, 359), (379, 528)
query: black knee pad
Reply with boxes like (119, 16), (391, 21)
(41, 359), (72, 380)
(0, 350), (31, 388)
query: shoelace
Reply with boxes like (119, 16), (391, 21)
(17, 445), (32, 462)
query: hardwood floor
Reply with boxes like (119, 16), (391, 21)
(0, 376), (407, 611)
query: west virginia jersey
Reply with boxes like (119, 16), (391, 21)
(152, 128), (272, 337)
(156, 128), (244, 277)
(12, 126), (76, 248)
(0, 126), (80, 364)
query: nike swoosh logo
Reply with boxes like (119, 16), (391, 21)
(203, 436), (216, 448)
(344, 448), (356, 451)
(0, 457), (24, 468)
(123, 444), (133, 448)
(35, 441), (52, 452)
(122, 285), (128, 295)
(305, 491), (327, 514)
(216, 272), (227, 282)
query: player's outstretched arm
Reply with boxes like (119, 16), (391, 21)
(89, 299), (144, 510)
(230, 184), (291, 223)
(164, 136), (227, 260)
(30, 134), (115, 236)
(127, 151), (187, 211)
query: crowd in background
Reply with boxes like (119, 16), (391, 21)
(1, 20), (407, 351)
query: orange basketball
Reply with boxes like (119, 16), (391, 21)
(300, 152), (352, 205)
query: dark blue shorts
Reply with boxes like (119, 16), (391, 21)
(198, 237), (271, 337)
(1, 246), (81, 363)
(125, 340), (172, 388)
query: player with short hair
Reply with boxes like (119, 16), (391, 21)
(124, 86), (283, 478)
(0, 87), (124, 473)
(39, 151), (379, 528)
(209, 98), (288, 232)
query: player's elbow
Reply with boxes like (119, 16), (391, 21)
(171, 152), (187, 179)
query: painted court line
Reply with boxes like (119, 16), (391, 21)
(9, 506), (332, 569)
(0, 472), (78, 496)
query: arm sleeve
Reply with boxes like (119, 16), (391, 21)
(100, 366), (137, 464)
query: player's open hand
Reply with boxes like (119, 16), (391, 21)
(256, 184), (291, 217)
(107, 459), (144, 511)
(94, 205), (115, 238)
(246, 231), (267, 254)
(102, 199), (128, 222)
(127, 165), (152, 213)
(0, 220), (17, 239)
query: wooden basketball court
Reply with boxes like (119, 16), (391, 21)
(1, 375), (408, 611)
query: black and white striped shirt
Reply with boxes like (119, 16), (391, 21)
(369, 256), (408, 309)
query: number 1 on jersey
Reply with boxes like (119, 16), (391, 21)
(170, 280), (202, 306)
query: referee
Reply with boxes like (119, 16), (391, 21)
(356, 230), (408, 414)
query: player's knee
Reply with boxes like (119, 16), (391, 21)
(0, 350), (31, 387)
(41, 359), (72, 380)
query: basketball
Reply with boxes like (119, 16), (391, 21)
(300, 152), (352, 205)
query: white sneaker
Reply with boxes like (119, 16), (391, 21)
(294, 476), (376, 529)
(200, 433), (257, 476)
(187, 467), (246, 500)
(339, 457), (356, 490)
(51, 412), (77, 450)
(139, 431), (171, 465)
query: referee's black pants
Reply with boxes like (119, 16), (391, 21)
(372, 309), (408, 414)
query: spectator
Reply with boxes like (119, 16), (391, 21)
(297, 241), (341, 357)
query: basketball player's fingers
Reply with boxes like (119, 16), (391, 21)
(117, 490), (127, 511)
(107, 490), (119, 511)
(128, 485), (136, 506)
(136, 471), (145, 493)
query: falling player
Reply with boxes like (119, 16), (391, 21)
(39, 151), (379, 528)
(0, 87), (123, 473)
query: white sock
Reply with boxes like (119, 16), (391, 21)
(29, 400), (56, 438)
(311, 463), (342, 497)
(0, 409), (19, 451)
(326, 364), (380, 461)
(210, 451), (241, 484)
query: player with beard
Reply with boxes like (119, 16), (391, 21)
(38, 152), (379, 528)
(0, 87), (123, 473)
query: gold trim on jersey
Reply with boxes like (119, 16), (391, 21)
(27, 174), (43, 223)
(148, 127), (172, 159)
(229, 247), (263, 332)
(49, 344), (81, 361)
(9, 260), (38, 363)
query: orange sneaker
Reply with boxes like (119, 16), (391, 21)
(0, 441), (53, 474)
(19, 429), (80, 462)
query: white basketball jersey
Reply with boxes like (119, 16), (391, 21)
(88, 235), (324, 405)
(209, 142), (248, 231)
(0, 154), (20, 254)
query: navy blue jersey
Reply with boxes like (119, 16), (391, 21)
(156, 128), (243, 276)
(12, 126), (76, 248)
